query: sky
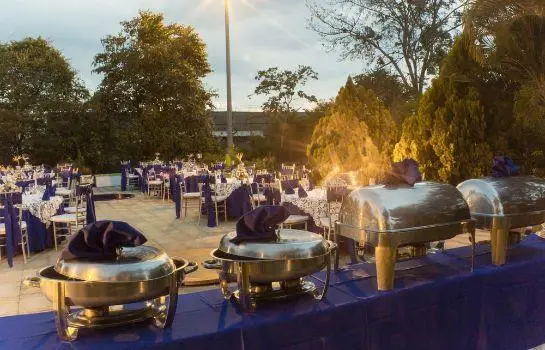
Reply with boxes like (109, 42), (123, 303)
(0, 0), (365, 111)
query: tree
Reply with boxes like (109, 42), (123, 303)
(0, 37), (88, 165)
(92, 11), (216, 163)
(394, 38), (492, 184)
(251, 65), (319, 163)
(307, 0), (466, 96)
(353, 69), (416, 123)
(307, 77), (397, 184)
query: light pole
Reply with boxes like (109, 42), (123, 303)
(224, 0), (234, 151)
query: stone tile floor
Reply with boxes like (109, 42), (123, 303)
(0, 187), (485, 317)
(1, 189), (230, 316)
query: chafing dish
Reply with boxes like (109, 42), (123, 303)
(335, 182), (475, 291)
(457, 176), (545, 266)
(24, 246), (197, 341)
(211, 229), (337, 311)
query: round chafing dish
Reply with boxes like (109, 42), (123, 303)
(211, 229), (337, 311)
(24, 246), (197, 341)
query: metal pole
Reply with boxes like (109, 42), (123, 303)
(224, 0), (234, 151)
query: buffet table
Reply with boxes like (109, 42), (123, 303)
(4, 235), (545, 349)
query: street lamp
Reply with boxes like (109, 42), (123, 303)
(224, 0), (234, 151)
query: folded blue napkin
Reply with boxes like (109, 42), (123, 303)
(298, 186), (308, 198)
(61, 221), (147, 261)
(492, 156), (520, 177)
(42, 185), (50, 200)
(383, 158), (422, 186)
(231, 205), (289, 243)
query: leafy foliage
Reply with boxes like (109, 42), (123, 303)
(307, 77), (397, 184)
(394, 38), (493, 184)
(92, 11), (216, 167)
(353, 69), (416, 123)
(0, 37), (89, 165)
(251, 65), (319, 165)
(307, 0), (464, 95)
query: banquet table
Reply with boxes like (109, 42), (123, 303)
(22, 193), (64, 252)
(281, 188), (340, 234)
(4, 235), (545, 349)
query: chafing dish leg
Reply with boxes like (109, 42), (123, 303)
(53, 281), (77, 341)
(153, 269), (179, 328)
(375, 237), (397, 291)
(219, 273), (233, 300)
(470, 231), (476, 272)
(314, 242), (336, 300)
(491, 218), (510, 266)
(237, 263), (255, 311)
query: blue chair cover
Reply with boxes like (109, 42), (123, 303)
(120, 165), (128, 192)
(1, 194), (22, 268)
(174, 175), (183, 219)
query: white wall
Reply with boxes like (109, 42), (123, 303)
(95, 174), (121, 187)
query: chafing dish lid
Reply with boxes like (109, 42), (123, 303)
(55, 245), (176, 282)
(339, 182), (471, 232)
(457, 176), (545, 225)
(218, 229), (329, 260)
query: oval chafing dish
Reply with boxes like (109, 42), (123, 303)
(25, 246), (197, 341)
(335, 182), (476, 291)
(457, 175), (545, 265)
(211, 229), (337, 311)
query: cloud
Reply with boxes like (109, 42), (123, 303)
(0, 0), (363, 110)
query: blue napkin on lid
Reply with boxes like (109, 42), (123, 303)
(298, 186), (308, 198)
(383, 158), (422, 186)
(492, 156), (520, 177)
(231, 205), (289, 243)
(61, 221), (147, 261)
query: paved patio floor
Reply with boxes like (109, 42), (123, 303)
(0, 188), (486, 317)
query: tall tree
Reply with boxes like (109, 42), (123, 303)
(394, 38), (492, 184)
(0, 37), (88, 165)
(92, 11), (216, 162)
(307, 77), (397, 184)
(251, 65), (318, 163)
(307, 0), (466, 96)
(353, 69), (416, 123)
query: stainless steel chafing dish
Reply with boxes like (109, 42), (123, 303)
(457, 176), (545, 266)
(335, 182), (476, 291)
(211, 229), (337, 311)
(24, 246), (197, 341)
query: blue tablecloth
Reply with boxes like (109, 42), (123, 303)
(23, 210), (53, 252)
(5, 235), (545, 349)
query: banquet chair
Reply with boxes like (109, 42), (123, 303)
(147, 173), (163, 198)
(0, 193), (30, 263)
(318, 186), (347, 241)
(276, 179), (309, 230)
(49, 191), (86, 251)
(180, 179), (201, 220)
(250, 180), (267, 208)
(162, 176), (171, 201)
(127, 172), (139, 190)
(198, 183), (228, 226)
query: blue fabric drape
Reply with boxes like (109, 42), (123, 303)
(201, 181), (216, 227)
(226, 185), (253, 218)
(120, 165), (128, 192)
(264, 187), (281, 205)
(281, 179), (300, 194)
(2, 198), (22, 268)
(169, 171), (176, 201)
(174, 175), (183, 219)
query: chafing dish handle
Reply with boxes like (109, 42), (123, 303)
(23, 277), (41, 288)
(184, 262), (198, 274)
(314, 241), (337, 301)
